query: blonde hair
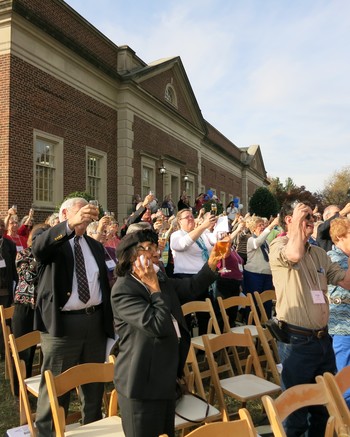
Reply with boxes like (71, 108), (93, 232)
(247, 216), (264, 233)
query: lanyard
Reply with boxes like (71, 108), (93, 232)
(300, 253), (322, 291)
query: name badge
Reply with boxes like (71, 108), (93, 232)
(0, 259), (6, 269)
(16, 246), (23, 252)
(105, 259), (116, 271)
(238, 263), (243, 272)
(311, 290), (326, 304)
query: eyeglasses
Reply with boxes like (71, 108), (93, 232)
(136, 245), (155, 252)
(179, 215), (194, 221)
(305, 214), (316, 221)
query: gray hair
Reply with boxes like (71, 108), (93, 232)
(126, 222), (152, 234)
(59, 197), (88, 222)
(86, 221), (99, 235)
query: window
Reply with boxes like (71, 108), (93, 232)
(86, 149), (107, 207)
(142, 166), (153, 198)
(164, 84), (177, 107)
(141, 155), (156, 198)
(34, 131), (63, 207)
(220, 191), (226, 208)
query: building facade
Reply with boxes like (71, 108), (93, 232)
(0, 0), (269, 222)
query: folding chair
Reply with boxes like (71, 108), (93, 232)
(321, 367), (350, 432)
(181, 298), (232, 380)
(44, 360), (124, 436)
(175, 344), (222, 435)
(9, 331), (42, 435)
(255, 325), (281, 386)
(175, 416), (257, 436)
(181, 298), (221, 351)
(203, 330), (281, 421)
(0, 304), (15, 395)
(248, 295), (281, 385)
(262, 379), (338, 437)
(217, 295), (258, 373)
(253, 290), (276, 325)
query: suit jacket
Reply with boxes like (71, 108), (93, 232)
(32, 221), (114, 338)
(111, 263), (217, 400)
(0, 237), (18, 302)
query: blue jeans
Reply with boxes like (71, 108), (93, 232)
(278, 333), (336, 437)
(332, 335), (350, 408)
(243, 271), (274, 319)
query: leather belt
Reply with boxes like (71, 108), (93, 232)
(329, 297), (350, 305)
(61, 303), (103, 315)
(282, 322), (328, 339)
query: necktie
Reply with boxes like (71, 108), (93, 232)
(261, 241), (270, 262)
(74, 236), (90, 304)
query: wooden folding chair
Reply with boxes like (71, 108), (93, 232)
(253, 290), (276, 325)
(181, 298), (231, 380)
(217, 296), (257, 336)
(203, 330), (281, 421)
(181, 298), (221, 351)
(262, 379), (338, 437)
(321, 367), (350, 432)
(217, 295), (258, 374)
(0, 304), (15, 395)
(9, 331), (42, 435)
(255, 325), (281, 386)
(44, 360), (124, 437)
(174, 417), (257, 436)
(175, 344), (222, 435)
(248, 295), (281, 385)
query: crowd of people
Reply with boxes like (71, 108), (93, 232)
(0, 192), (350, 437)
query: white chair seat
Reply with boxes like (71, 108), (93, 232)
(24, 374), (41, 396)
(256, 424), (272, 436)
(191, 333), (218, 350)
(230, 324), (258, 337)
(175, 394), (221, 428)
(65, 416), (124, 436)
(220, 374), (280, 402)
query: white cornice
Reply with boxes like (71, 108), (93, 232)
(0, 10), (12, 55)
(9, 14), (119, 109)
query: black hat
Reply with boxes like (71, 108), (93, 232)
(116, 229), (158, 259)
(115, 232), (140, 258)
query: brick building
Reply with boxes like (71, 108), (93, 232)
(0, 0), (269, 223)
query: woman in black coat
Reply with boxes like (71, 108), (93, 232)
(111, 229), (222, 437)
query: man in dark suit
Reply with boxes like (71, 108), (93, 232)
(0, 218), (17, 358)
(32, 198), (114, 436)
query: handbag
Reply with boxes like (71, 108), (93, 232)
(265, 318), (290, 344)
(175, 377), (210, 423)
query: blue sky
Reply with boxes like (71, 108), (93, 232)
(65, 0), (350, 193)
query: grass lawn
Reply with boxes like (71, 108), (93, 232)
(0, 359), (20, 436)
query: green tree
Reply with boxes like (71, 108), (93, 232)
(268, 177), (323, 210)
(58, 191), (104, 217)
(321, 166), (350, 206)
(249, 187), (279, 217)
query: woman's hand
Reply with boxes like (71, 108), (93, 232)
(207, 242), (230, 271)
(132, 256), (160, 293)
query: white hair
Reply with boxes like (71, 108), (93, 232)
(59, 197), (88, 222)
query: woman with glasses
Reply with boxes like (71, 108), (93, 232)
(111, 229), (223, 437)
(170, 209), (217, 334)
